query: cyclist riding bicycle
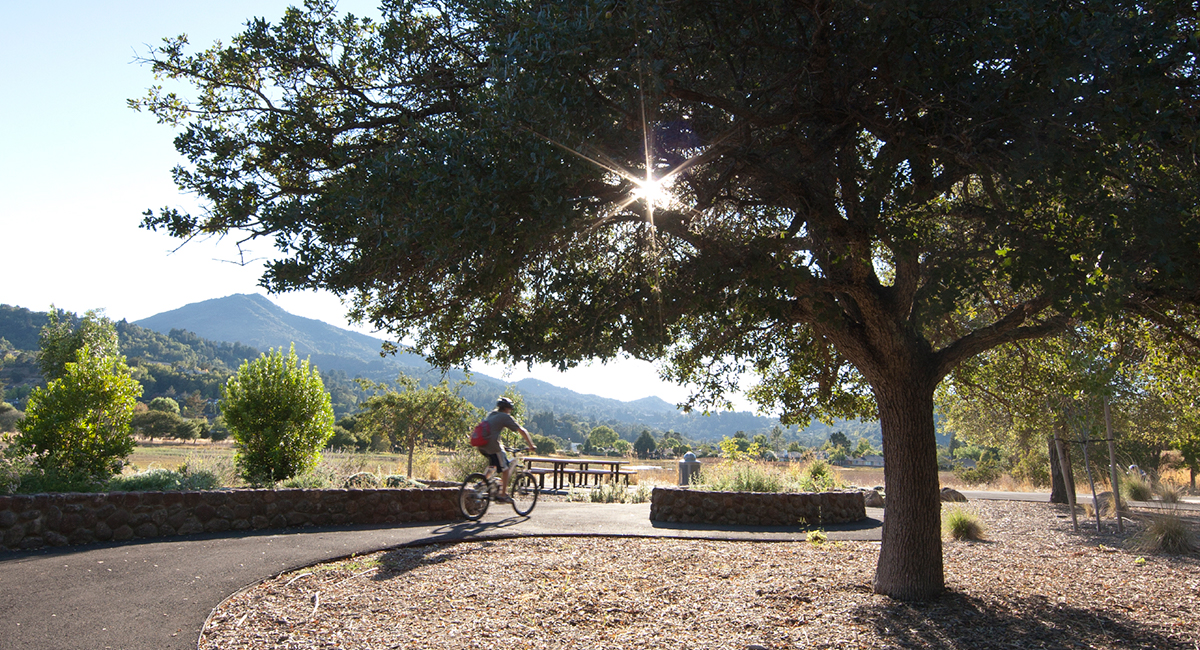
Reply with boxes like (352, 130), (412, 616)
(479, 397), (536, 503)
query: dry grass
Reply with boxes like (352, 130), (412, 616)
(199, 500), (1200, 650)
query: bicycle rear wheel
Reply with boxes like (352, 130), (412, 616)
(510, 472), (539, 516)
(459, 473), (490, 520)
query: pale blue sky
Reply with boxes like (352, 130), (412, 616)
(0, 1), (754, 409)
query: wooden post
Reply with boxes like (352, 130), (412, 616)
(1104, 397), (1123, 533)
(1054, 430), (1079, 532)
(1080, 423), (1101, 532)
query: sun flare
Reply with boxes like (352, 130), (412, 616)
(631, 177), (672, 210)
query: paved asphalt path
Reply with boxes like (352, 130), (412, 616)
(0, 501), (884, 650)
(5, 489), (1194, 649)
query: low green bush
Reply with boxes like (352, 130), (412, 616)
(0, 456), (23, 494)
(13, 465), (105, 493)
(1155, 483), (1184, 504)
(798, 459), (836, 492)
(953, 460), (1002, 486)
(385, 475), (426, 488)
(108, 466), (220, 492)
(342, 472), (382, 489)
(281, 472), (332, 488)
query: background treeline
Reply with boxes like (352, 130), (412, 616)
(2, 304), (876, 446)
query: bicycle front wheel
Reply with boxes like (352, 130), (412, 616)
(510, 472), (539, 516)
(459, 473), (490, 521)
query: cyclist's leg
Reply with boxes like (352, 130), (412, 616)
(482, 449), (500, 481)
(498, 449), (514, 497)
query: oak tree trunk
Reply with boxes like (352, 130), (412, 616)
(873, 375), (945, 601)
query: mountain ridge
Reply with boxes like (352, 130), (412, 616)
(3, 297), (885, 443)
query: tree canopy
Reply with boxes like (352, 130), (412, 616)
(137, 0), (1200, 599)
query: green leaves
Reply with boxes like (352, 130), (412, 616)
(222, 345), (334, 485)
(13, 343), (142, 480)
(138, 0), (1200, 429)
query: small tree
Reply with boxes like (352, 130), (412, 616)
(222, 345), (334, 485)
(148, 396), (181, 414)
(357, 374), (480, 477)
(633, 430), (657, 459)
(12, 343), (142, 479)
(531, 434), (557, 456)
(131, 409), (186, 441)
(587, 426), (619, 453)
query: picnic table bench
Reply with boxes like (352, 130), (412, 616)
(521, 456), (635, 491)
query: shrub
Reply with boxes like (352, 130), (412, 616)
(702, 462), (784, 493)
(943, 507), (986, 541)
(0, 456), (19, 494)
(12, 343), (142, 480)
(532, 434), (557, 456)
(222, 345), (335, 486)
(1128, 512), (1197, 554)
(107, 466), (220, 492)
(953, 460), (1002, 486)
(282, 472), (333, 489)
(806, 529), (828, 545)
(444, 446), (489, 482)
(0, 402), (24, 433)
(1122, 473), (1155, 502)
(585, 482), (650, 503)
(12, 465), (105, 493)
(798, 459), (837, 492)
(385, 475), (426, 488)
(343, 472), (382, 489)
(590, 482), (629, 503)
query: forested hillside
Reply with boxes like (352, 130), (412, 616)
(2, 301), (877, 444)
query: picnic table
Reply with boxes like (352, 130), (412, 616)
(521, 456), (635, 491)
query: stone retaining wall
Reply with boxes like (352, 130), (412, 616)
(0, 488), (460, 552)
(649, 487), (866, 526)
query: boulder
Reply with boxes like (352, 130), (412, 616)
(940, 487), (968, 502)
(863, 489), (885, 508)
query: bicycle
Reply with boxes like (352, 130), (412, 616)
(458, 447), (539, 520)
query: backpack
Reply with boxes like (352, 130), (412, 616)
(469, 420), (490, 447)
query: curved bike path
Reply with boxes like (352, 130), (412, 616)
(8, 490), (1192, 650)
(0, 501), (884, 650)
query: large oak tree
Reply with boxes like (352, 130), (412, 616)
(135, 0), (1200, 599)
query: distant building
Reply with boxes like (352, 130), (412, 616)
(847, 455), (884, 468)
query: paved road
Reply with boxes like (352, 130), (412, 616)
(0, 501), (883, 650)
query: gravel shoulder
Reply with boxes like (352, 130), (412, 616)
(200, 500), (1200, 650)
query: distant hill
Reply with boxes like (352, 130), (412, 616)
(135, 293), (417, 365)
(131, 295), (801, 439)
(2, 297), (887, 443)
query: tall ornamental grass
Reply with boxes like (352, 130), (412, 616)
(695, 460), (845, 493)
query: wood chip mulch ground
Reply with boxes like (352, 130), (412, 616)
(200, 500), (1200, 650)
